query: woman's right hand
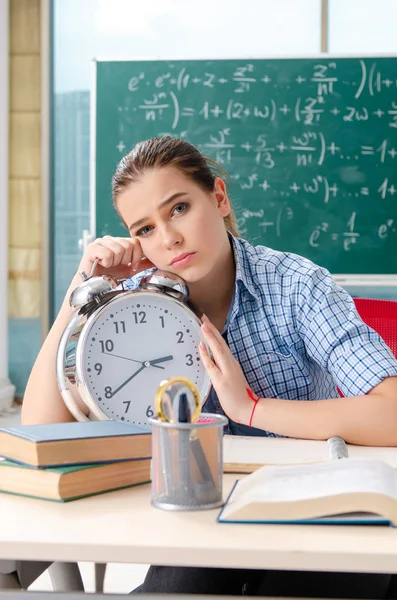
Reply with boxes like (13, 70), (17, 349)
(77, 236), (155, 282)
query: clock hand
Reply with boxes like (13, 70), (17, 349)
(101, 353), (173, 369)
(102, 351), (142, 364)
(110, 363), (146, 398)
(149, 355), (174, 367)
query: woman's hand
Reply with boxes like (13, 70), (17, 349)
(199, 315), (260, 425)
(78, 236), (155, 281)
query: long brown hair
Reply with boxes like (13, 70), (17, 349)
(112, 136), (239, 237)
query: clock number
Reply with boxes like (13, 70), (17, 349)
(104, 386), (113, 399)
(94, 363), (102, 375)
(113, 320), (126, 334)
(176, 331), (184, 344)
(185, 353), (193, 366)
(159, 316), (165, 328)
(123, 401), (131, 414)
(132, 311), (147, 324)
(146, 406), (154, 418)
(99, 340), (114, 353)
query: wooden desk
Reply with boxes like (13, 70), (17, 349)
(1, 476), (397, 575)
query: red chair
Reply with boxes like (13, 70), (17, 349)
(336, 298), (397, 397)
(353, 297), (397, 358)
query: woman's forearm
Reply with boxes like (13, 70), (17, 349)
(21, 273), (86, 425)
(252, 385), (397, 446)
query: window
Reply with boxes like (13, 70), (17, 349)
(329, 0), (397, 52)
(52, 0), (321, 314)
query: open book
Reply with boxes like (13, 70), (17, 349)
(223, 435), (397, 473)
(218, 459), (397, 526)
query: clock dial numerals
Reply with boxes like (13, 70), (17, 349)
(81, 292), (209, 427)
(99, 339), (114, 353)
(132, 311), (147, 324)
(113, 321), (126, 334)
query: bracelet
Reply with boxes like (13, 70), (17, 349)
(247, 388), (260, 427)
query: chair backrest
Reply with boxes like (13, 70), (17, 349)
(353, 297), (397, 359)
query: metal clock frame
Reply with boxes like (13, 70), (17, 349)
(57, 288), (212, 423)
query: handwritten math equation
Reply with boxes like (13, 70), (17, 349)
(112, 59), (397, 254)
(122, 61), (397, 132)
(236, 206), (395, 253)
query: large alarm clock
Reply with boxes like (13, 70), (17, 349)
(56, 264), (212, 428)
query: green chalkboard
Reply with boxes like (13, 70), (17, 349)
(94, 58), (397, 274)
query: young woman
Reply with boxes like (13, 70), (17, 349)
(22, 136), (397, 598)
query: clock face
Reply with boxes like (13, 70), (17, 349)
(76, 290), (211, 427)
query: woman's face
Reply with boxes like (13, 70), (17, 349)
(116, 166), (231, 283)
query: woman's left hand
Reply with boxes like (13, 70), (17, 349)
(199, 315), (260, 425)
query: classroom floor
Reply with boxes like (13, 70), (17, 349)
(0, 406), (149, 594)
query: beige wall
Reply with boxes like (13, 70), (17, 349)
(8, 0), (42, 318)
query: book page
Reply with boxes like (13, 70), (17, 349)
(223, 436), (397, 469)
(321, 512), (388, 522)
(234, 459), (397, 504)
(347, 445), (397, 467)
(223, 436), (330, 466)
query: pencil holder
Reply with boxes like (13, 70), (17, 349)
(150, 413), (227, 511)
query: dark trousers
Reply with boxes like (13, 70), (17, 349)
(136, 566), (394, 598)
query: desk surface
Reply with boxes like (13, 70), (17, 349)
(1, 476), (397, 574)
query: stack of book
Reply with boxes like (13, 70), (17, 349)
(0, 420), (151, 502)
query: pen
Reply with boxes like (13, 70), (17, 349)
(190, 429), (215, 486)
(158, 392), (173, 497)
(178, 393), (214, 484)
(178, 391), (191, 423)
(327, 436), (349, 460)
(177, 392), (193, 500)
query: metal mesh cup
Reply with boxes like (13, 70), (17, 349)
(150, 413), (227, 511)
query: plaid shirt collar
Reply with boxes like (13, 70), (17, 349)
(230, 234), (261, 301)
(225, 234), (261, 329)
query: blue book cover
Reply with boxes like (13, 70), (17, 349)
(0, 458), (151, 502)
(0, 420), (149, 442)
(0, 420), (152, 467)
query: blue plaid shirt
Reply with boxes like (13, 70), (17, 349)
(124, 235), (397, 437)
